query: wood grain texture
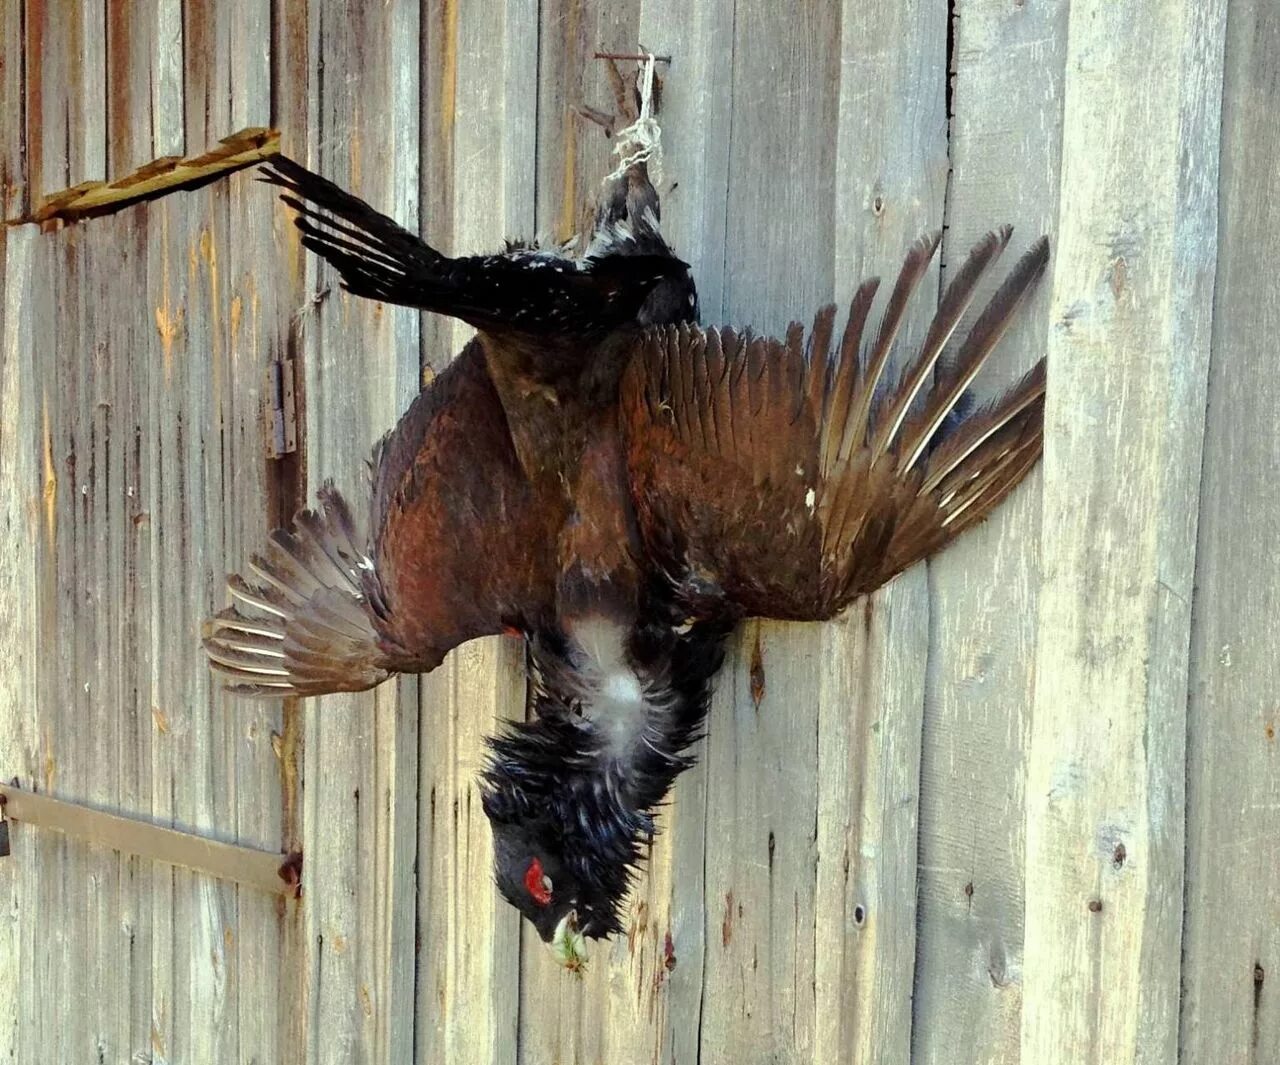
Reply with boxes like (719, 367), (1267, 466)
(25, 0), (106, 196)
(300, 2), (422, 1062)
(414, 4), (533, 1065)
(911, 3), (1065, 1063)
(222, 12), (288, 1062)
(1180, 0), (1280, 1060)
(0, 0), (26, 217)
(693, 4), (839, 1062)
(1022, 1), (1227, 1062)
(812, 3), (947, 1063)
(534, 0), (642, 245)
(0, 225), (38, 1064)
(5, 4), (1277, 1064)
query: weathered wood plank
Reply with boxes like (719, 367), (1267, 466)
(1021, 1), (1226, 1062)
(911, 4), (1065, 1063)
(25, 0), (106, 196)
(219, 9), (288, 1061)
(0, 224), (38, 1065)
(107, 0), (153, 175)
(264, 6), (311, 1064)
(414, 3), (532, 1063)
(534, 0), (642, 244)
(690, 5), (840, 1062)
(152, 0), (185, 158)
(43, 225), (88, 1065)
(613, 7), (736, 1061)
(0, 0), (26, 217)
(146, 194), (237, 1065)
(811, 4), (948, 1064)
(1180, 0), (1280, 1059)
(301, 2), (422, 1061)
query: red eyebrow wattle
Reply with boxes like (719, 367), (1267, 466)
(524, 857), (552, 905)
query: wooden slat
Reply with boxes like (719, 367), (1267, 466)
(25, 0), (107, 196)
(265, 7), (310, 1061)
(111, 204), (156, 1065)
(221, 9), (287, 1065)
(689, 5), (840, 1062)
(1180, 0), (1280, 1059)
(911, 4), (1065, 1063)
(514, 5), (734, 1062)
(414, 3), (531, 1063)
(145, 192), (234, 1065)
(0, 0), (26, 218)
(0, 224), (38, 1065)
(300, 2), (422, 1062)
(107, 0), (151, 175)
(39, 223), (86, 1065)
(1021, 1), (1227, 1061)
(810, 4), (948, 1064)
(151, 0), (185, 158)
(0, 785), (291, 895)
(519, 8), (712, 1062)
(613, 6), (736, 1059)
(534, 0), (642, 244)
(85, 206), (128, 1064)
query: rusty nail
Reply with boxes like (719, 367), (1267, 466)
(593, 52), (672, 63)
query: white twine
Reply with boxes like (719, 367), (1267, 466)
(605, 52), (663, 187)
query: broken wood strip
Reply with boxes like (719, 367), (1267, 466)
(13, 127), (280, 225)
(0, 784), (297, 897)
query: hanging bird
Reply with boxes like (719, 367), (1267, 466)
(204, 143), (1048, 969)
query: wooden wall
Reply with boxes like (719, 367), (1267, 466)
(0, 1), (1275, 1063)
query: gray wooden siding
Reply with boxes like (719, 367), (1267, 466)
(0, 1), (1275, 1063)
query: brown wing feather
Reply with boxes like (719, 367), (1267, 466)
(621, 229), (1050, 622)
(204, 342), (557, 697)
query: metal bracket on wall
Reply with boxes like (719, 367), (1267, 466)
(0, 783), (300, 897)
(268, 357), (299, 457)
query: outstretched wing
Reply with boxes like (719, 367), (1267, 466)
(204, 344), (558, 697)
(620, 228), (1050, 622)
(260, 155), (689, 341)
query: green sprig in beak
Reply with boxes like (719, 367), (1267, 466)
(550, 911), (589, 975)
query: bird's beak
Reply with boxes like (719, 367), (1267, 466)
(549, 910), (588, 973)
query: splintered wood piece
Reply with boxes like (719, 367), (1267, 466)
(16, 127), (281, 225)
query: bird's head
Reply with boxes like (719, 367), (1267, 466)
(481, 731), (646, 972)
(479, 617), (730, 971)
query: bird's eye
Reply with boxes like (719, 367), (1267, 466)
(524, 856), (553, 906)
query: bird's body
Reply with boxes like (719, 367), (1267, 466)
(204, 147), (1050, 961)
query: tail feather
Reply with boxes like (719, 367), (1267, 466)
(203, 484), (395, 698)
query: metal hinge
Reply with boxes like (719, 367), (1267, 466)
(268, 358), (298, 457)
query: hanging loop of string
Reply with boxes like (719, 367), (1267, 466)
(605, 52), (664, 187)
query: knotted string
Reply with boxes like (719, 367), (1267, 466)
(605, 52), (663, 187)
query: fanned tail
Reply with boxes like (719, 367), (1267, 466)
(202, 484), (396, 697)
